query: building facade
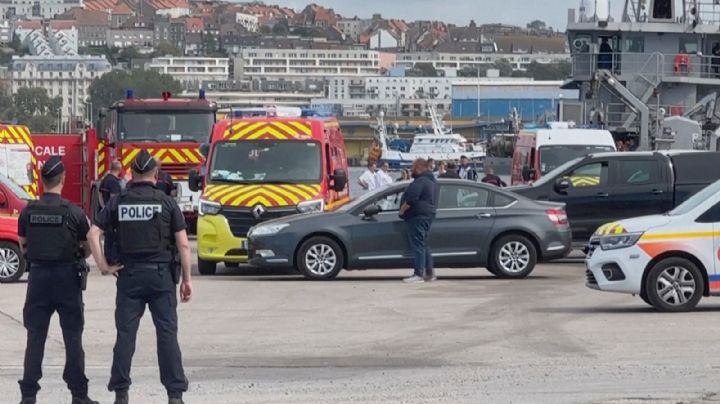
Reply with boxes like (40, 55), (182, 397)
(106, 28), (154, 49)
(10, 55), (111, 123)
(235, 49), (383, 81)
(146, 56), (230, 90)
(0, 0), (82, 20)
(395, 51), (570, 75)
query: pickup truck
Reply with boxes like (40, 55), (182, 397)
(510, 151), (720, 242)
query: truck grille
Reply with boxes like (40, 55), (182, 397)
(222, 207), (297, 238)
(586, 269), (598, 285)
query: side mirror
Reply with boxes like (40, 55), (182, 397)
(332, 168), (347, 192)
(188, 169), (203, 192)
(0, 192), (7, 208)
(555, 178), (571, 192)
(363, 204), (381, 218)
(199, 143), (210, 158)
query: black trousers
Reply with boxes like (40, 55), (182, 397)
(108, 264), (188, 396)
(19, 265), (88, 398)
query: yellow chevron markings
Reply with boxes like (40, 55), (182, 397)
(229, 122), (265, 140)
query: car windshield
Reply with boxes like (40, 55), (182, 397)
(668, 179), (720, 216)
(528, 157), (584, 187)
(538, 145), (615, 174)
(209, 140), (322, 184)
(0, 173), (31, 200)
(118, 111), (214, 143)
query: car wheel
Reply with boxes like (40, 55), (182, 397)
(489, 234), (537, 279)
(297, 236), (343, 280)
(640, 293), (653, 306)
(0, 241), (26, 283)
(198, 258), (217, 275)
(645, 258), (703, 312)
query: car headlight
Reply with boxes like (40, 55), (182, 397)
(248, 223), (289, 238)
(297, 199), (324, 214)
(600, 232), (643, 251)
(199, 199), (221, 216)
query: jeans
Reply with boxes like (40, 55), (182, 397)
(406, 216), (434, 278)
(108, 264), (188, 397)
(19, 265), (88, 398)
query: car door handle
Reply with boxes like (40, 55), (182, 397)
(596, 192), (609, 198)
(476, 212), (493, 219)
(651, 189), (664, 195)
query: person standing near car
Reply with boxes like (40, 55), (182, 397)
(358, 161), (378, 191)
(399, 158), (439, 283)
(87, 150), (193, 404)
(17, 156), (98, 404)
(481, 166), (506, 187)
(100, 160), (123, 209)
(458, 156), (478, 181)
(376, 161), (394, 189)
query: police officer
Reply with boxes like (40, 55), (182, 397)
(87, 150), (193, 404)
(154, 157), (177, 197)
(17, 156), (98, 404)
(99, 159), (123, 266)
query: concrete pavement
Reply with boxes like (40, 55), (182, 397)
(2, 248), (720, 403)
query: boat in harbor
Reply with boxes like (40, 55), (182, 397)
(372, 105), (486, 169)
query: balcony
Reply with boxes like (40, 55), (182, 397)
(571, 52), (720, 84)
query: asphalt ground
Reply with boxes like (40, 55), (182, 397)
(2, 243), (720, 404)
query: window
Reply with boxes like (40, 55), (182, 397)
(696, 201), (720, 223)
(438, 185), (489, 209)
(680, 37), (698, 54)
(491, 193), (516, 208)
(618, 160), (659, 185)
(565, 162), (608, 188)
(623, 37), (645, 52)
(372, 190), (405, 212)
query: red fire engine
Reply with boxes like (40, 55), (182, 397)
(30, 91), (216, 225)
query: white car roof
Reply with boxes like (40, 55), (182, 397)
(521, 129), (616, 148)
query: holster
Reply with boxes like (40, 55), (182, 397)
(75, 259), (90, 291)
(170, 258), (181, 285)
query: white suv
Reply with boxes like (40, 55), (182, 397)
(586, 180), (720, 312)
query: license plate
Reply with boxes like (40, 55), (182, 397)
(241, 240), (248, 250)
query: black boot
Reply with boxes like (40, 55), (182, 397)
(72, 397), (99, 404)
(114, 391), (129, 404)
(19, 398), (36, 404)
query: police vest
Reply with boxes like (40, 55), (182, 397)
(116, 188), (171, 256)
(25, 199), (78, 263)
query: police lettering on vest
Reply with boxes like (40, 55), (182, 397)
(25, 200), (77, 263)
(119, 204), (162, 221)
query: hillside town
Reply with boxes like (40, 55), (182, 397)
(0, 0), (570, 134)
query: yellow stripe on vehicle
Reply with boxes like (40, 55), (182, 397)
(244, 195), (273, 207)
(122, 149), (141, 166)
(640, 231), (720, 241)
(229, 122), (266, 140)
(287, 121), (312, 136)
(265, 185), (302, 204)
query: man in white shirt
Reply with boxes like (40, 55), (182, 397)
(376, 161), (394, 189)
(358, 162), (378, 191)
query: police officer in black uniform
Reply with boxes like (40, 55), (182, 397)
(17, 156), (98, 404)
(87, 150), (193, 404)
(154, 157), (177, 197)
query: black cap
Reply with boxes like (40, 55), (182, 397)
(132, 150), (158, 174)
(41, 155), (65, 179)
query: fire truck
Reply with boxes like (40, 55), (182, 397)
(30, 91), (217, 226)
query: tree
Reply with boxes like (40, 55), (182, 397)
(259, 25), (272, 35)
(272, 19), (289, 35)
(0, 87), (61, 132)
(458, 65), (489, 77)
(88, 69), (184, 112)
(526, 20), (547, 31)
(153, 41), (182, 57)
(523, 61), (572, 80)
(406, 62), (438, 77)
(494, 59), (513, 77)
(117, 46), (141, 64)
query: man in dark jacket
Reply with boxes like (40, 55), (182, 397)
(399, 158), (439, 283)
(481, 166), (506, 187)
(439, 162), (460, 179)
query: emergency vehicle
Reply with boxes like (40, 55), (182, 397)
(586, 179), (720, 312)
(189, 109), (350, 275)
(511, 126), (616, 185)
(93, 90), (216, 225)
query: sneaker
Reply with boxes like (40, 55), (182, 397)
(114, 391), (129, 404)
(19, 398), (36, 404)
(403, 275), (425, 283)
(425, 276), (437, 282)
(72, 397), (99, 404)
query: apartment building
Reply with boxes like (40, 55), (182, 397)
(11, 55), (111, 121)
(395, 52), (570, 74)
(235, 49), (384, 81)
(146, 56), (230, 90)
(0, 0), (82, 20)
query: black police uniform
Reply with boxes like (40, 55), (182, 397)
(100, 173), (122, 206)
(18, 157), (93, 402)
(94, 153), (188, 399)
(156, 170), (176, 197)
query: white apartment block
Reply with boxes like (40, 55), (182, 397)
(11, 55), (111, 121)
(155, 7), (190, 19)
(146, 57), (230, 90)
(328, 76), (462, 101)
(236, 49), (382, 81)
(395, 52), (571, 74)
(336, 18), (371, 41)
(235, 12), (258, 32)
(0, 0), (82, 20)
(0, 20), (10, 44)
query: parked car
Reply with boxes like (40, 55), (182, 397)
(585, 179), (720, 312)
(0, 215), (26, 283)
(511, 151), (720, 243)
(248, 179), (572, 280)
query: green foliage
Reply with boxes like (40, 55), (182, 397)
(154, 41), (182, 57)
(457, 65), (489, 77)
(406, 62), (439, 77)
(88, 69), (184, 112)
(259, 25), (272, 34)
(272, 19), (289, 35)
(526, 20), (547, 31)
(0, 87), (61, 132)
(512, 61), (571, 80)
(493, 59), (513, 77)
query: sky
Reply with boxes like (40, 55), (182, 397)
(267, 0), (626, 30)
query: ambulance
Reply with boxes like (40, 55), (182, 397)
(189, 109), (351, 275)
(586, 179), (720, 312)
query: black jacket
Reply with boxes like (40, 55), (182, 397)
(401, 172), (438, 219)
(439, 169), (460, 179)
